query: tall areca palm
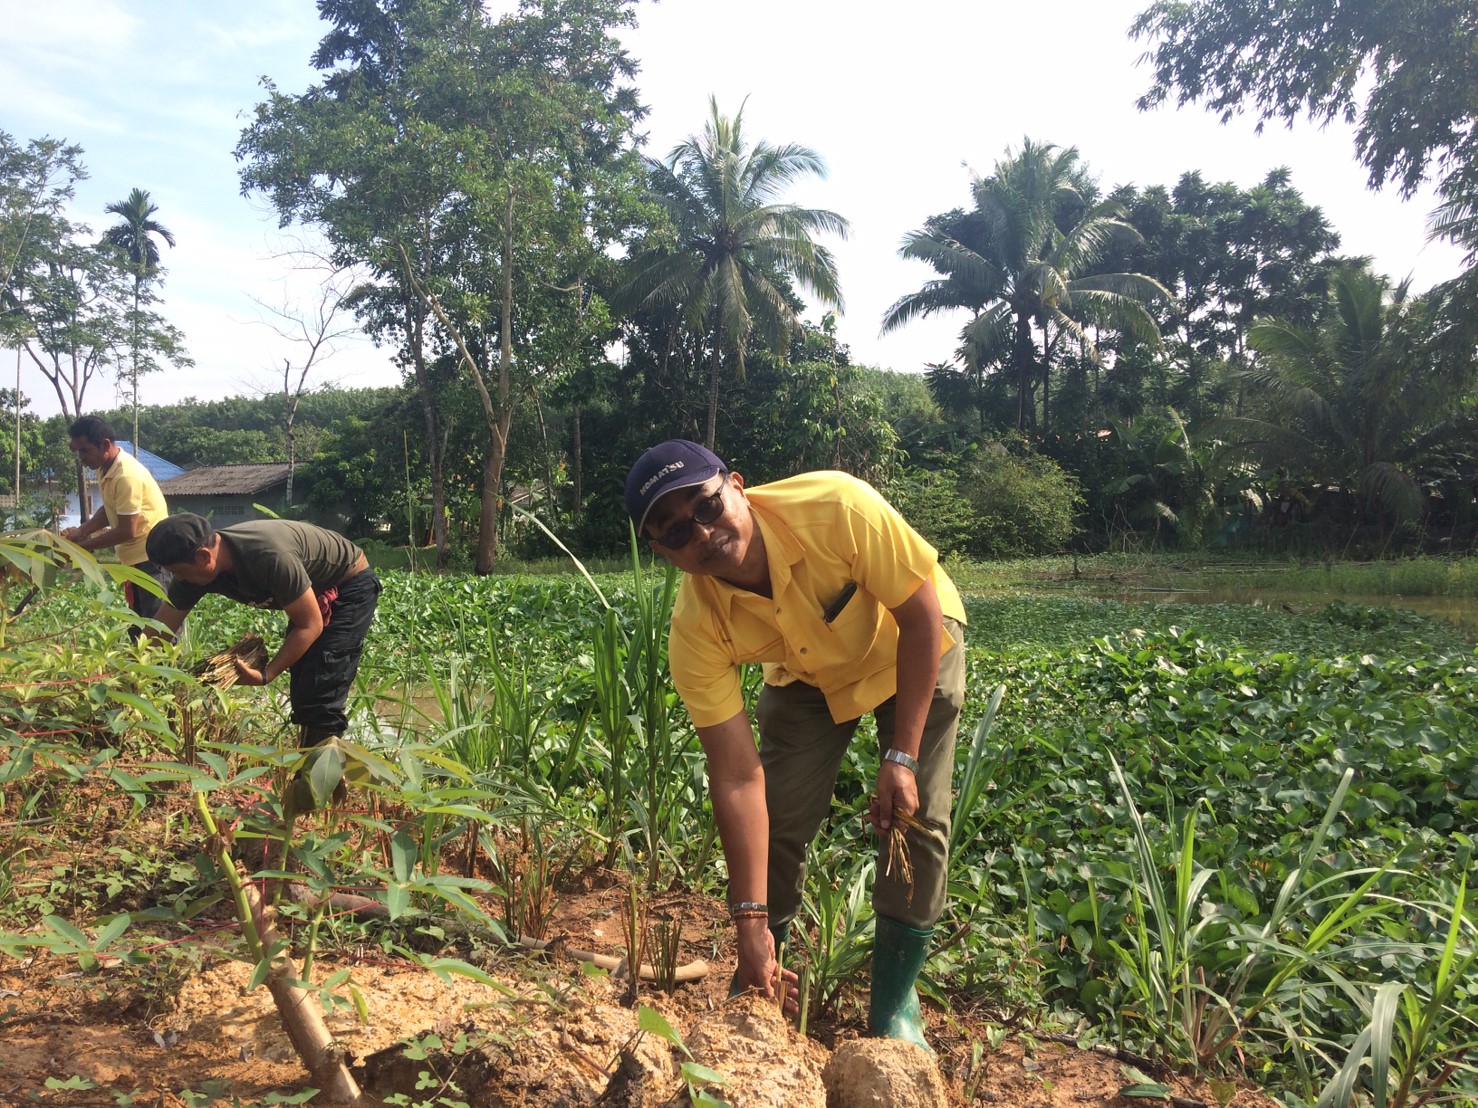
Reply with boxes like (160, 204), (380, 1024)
(883, 139), (1168, 433)
(619, 97), (848, 449)
(104, 188), (175, 453)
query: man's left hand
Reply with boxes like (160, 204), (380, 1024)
(233, 658), (269, 686)
(867, 760), (919, 836)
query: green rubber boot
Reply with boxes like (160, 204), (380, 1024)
(728, 920), (791, 999)
(870, 915), (933, 1052)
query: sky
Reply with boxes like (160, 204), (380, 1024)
(2, 0), (1466, 420)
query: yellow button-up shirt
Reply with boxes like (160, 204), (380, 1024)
(668, 471), (967, 727)
(99, 449), (168, 565)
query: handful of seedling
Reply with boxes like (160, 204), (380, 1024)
(884, 808), (926, 902)
(192, 632), (268, 688)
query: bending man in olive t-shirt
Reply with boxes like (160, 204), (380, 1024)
(145, 513), (380, 743)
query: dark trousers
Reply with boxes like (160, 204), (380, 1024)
(125, 561), (166, 641)
(288, 569), (381, 735)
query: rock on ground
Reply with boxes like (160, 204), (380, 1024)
(822, 1038), (946, 1108)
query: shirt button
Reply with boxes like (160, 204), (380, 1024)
(800, 647), (808, 654)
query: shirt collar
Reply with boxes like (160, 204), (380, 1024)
(690, 499), (804, 614)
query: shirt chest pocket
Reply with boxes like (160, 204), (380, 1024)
(820, 587), (882, 656)
(718, 607), (788, 665)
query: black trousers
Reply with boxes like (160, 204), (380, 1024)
(125, 560), (166, 642)
(288, 569), (381, 734)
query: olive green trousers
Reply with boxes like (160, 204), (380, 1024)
(753, 618), (965, 931)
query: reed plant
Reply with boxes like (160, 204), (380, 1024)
(1312, 876), (1478, 1108)
(794, 837), (874, 1024)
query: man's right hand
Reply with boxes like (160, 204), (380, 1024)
(734, 917), (799, 1015)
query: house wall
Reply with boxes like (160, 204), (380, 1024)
(164, 492), (351, 533)
(167, 493), (284, 523)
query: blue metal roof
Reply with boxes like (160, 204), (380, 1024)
(113, 442), (186, 482)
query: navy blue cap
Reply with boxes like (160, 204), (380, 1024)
(624, 439), (727, 535)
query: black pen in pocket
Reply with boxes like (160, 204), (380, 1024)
(822, 581), (858, 624)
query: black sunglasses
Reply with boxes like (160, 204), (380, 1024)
(651, 475), (728, 549)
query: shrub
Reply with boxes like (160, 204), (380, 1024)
(882, 466), (977, 556)
(958, 444), (1080, 557)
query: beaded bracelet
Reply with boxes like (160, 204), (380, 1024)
(729, 900), (768, 917)
(731, 910), (769, 921)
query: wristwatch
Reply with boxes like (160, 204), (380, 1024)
(883, 748), (920, 774)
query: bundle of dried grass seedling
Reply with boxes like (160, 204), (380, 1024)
(192, 632), (268, 689)
(884, 808), (927, 904)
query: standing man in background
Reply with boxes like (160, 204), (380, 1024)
(61, 416), (169, 637)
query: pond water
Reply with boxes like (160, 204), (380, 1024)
(1067, 586), (1478, 638)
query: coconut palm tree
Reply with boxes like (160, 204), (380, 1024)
(104, 188), (175, 453)
(883, 139), (1169, 433)
(1232, 263), (1468, 529)
(618, 97), (848, 449)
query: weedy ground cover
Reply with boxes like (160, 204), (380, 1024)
(947, 551), (1478, 601)
(3, 536), (1476, 1106)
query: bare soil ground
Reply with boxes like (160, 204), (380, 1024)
(0, 791), (1283, 1108)
(0, 889), (1282, 1108)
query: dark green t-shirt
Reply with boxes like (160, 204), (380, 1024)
(167, 520), (362, 613)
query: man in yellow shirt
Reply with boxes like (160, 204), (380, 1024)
(625, 439), (967, 1050)
(61, 416), (169, 637)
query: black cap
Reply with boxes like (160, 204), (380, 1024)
(146, 513), (215, 567)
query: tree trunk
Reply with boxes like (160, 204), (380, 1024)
(475, 192), (518, 573)
(705, 321), (721, 450)
(404, 295), (448, 565)
(131, 276), (141, 455)
(1040, 320), (1051, 438)
(572, 405), (583, 521)
(1013, 312), (1033, 432)
(74, 457), (91, 521)
(284, 360), (299, 508)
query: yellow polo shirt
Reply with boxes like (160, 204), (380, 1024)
(99, 449), (168, 565)
(668, 471), (967, 727)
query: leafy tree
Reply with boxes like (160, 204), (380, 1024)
(1132, 0), (1478, 327)
(1103, 168), (1344, 426)
(1232, 263), (1476, 532)
(103, 187), (180, 452)
(883, 439), (1081, 559)
(1100, 409), (1220, 548)
(1131, 0), (1477, 202)
(0, 388), (46, 498)
(618, 96), (849, 450)
(883, 139), (1168, 434)
(956, 442), (1082, 557)
(238, 0), (647, 570)
(0, 133), (85, 312)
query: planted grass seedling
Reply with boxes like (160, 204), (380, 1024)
(191, 633), (267, 689)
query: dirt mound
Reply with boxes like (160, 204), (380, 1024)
(2, 948), (1285, 1108)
